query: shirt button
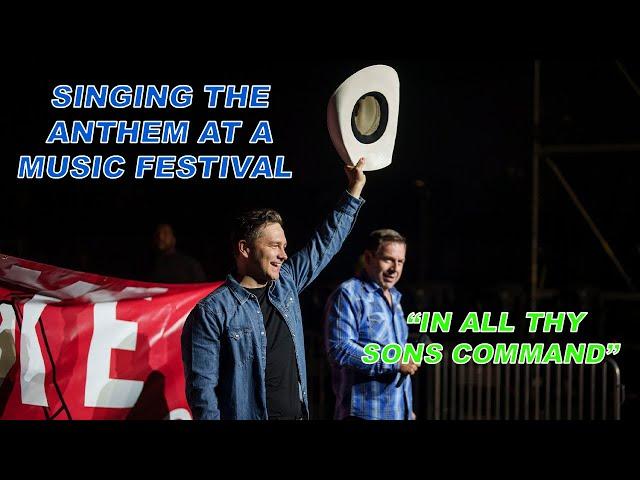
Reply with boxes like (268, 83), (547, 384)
(261, 331), (265, 335)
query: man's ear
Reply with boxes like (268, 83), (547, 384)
(238, 240), (251, 259)
(363, 250), (373, 264)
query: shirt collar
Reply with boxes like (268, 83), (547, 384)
(358, 271), (402, 302)
(226, 273), (275, 304)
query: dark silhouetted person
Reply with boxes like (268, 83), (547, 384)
(150, 224), (206, 284)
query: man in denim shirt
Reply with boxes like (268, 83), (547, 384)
(324, 229), (419, 420)
(181, 158), (366, 420)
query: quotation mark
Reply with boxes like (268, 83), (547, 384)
(606, 343), (621, 355)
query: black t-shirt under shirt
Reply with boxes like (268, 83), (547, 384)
(245, 285), (303, 420)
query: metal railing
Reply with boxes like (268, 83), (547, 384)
(305, 333), (624, 420)
(412, 349), (624, 420)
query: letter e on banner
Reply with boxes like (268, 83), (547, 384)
(85, 302), (143, 408)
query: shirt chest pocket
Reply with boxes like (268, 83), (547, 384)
(362, 312), (389, 343)
(227, 327), (254, 367)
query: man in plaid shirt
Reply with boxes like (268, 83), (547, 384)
(324, 229), (419, 420)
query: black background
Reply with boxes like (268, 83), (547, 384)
(3, 58), (640, 419)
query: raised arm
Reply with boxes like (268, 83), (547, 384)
(282, 158), (366, 293)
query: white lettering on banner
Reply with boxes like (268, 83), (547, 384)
(1, 265), (101, 301)
(42, 280), (100, 300)
(0, 304), (17, 387)
(21, 295), (60, 406)
(1, 264), (167, 303)
(85, 286), (168, 303)
(85, 302), (143, 408)
(2, 265), (46, 290)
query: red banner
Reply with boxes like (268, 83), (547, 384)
(0, 254), (220, 420)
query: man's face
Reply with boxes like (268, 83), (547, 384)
(246, 222), (288, 283)
(364, 241), (406, 291)
(154, 224), (176, 252)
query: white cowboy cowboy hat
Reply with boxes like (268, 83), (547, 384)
(327, 64), (400, 171)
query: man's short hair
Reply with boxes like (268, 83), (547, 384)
(231, 208), (283, 255)
(364, 229), (407, 254)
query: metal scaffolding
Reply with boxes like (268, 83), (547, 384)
(530, 60), (640, 311)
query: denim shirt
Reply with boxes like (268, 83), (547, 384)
(181, 191), (364, 419)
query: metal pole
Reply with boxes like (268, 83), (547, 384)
(545, 158), (635, 291)
(532, 60), (541, 312)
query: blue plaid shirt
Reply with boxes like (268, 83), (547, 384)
(324, 274), (413, 420)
